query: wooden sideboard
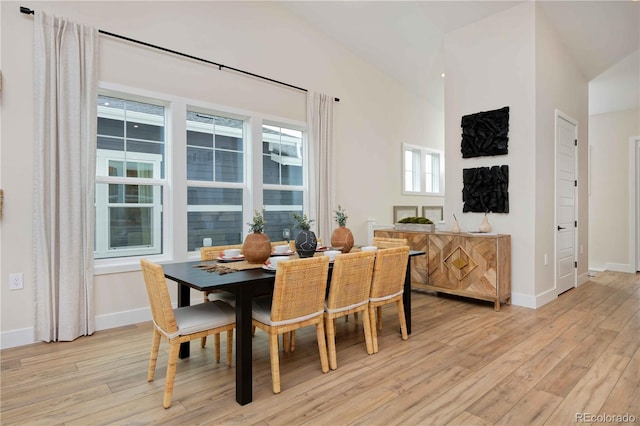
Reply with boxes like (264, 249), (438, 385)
(374, 229), (511, 311)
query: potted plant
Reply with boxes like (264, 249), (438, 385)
(242, 208), (272, 264)
(330, 204), (354, 253)
(292, 212), (317, 258)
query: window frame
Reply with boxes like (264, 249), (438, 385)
(94, 82), (309, 275)
(402, 142), (444, 197)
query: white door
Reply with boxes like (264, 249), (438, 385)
(555, 113), (577, 294)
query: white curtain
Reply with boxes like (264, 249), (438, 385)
(33, 12), (98, 342)
(307, 92), (335, 243)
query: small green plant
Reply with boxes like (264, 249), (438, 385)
(247, 208), (266, 233)
(292, 212), (315, 231)
(398, 216), (433, 224)
(333, 204), (348, 227)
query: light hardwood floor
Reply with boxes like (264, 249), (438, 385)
(1, 271), (638, 425)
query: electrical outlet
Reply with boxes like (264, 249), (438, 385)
(9, 273), (23, 290)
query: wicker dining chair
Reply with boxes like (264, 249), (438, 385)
(252, 256), (330, 394)
(324, 251), (376, 370)
(140, 259), (236, 408)
(368, 245), (410, 353)
(199, 244), (242, 352)
(372, 236), (409, 249)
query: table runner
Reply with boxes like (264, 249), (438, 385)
(194, 248), (365, 274)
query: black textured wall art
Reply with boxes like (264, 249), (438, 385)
(462, 165), (509, 213)
(461, 106), (509, 158)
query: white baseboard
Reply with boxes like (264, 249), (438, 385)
(510, 292), (536, 309)
(511, 288), (558, 310)
(605, 262), (634, 273)
(534, 288), (558, 308)
(94, 307), (152, 331)
(0, 327), (35, 350)
(577, 272), (590, 286)
(0, 307), (153, 350)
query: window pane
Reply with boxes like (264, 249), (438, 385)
(126, 120), (164, 141)
(187, 148), (214, 181)
(263, 189), (303, 241)
(98, 117), (124, 137)
(186, 111), (244, 184)
(98, 136), (124, 152)
(262, 125), (303, 186)
(403, 149), (420, 192)
(109, 184), (153, 204)
(187, 187), (243, 251)
(109, 207), (155, 249)
(215, 151), (243, 183)
(187, 130), (213, 148)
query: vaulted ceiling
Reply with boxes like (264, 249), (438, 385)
(281, 1), (639, 114)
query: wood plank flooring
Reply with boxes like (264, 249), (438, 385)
(1, 271), (638, 425)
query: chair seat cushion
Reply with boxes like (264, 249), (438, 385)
(173, 301), (235, 336)
(251, 296), (273, 325)
(207, 290), (236, 307)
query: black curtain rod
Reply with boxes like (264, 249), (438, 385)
(20, 6), (340, 102)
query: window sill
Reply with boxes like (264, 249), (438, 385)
(94, 252), (200, 275)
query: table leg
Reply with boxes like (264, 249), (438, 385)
(178, 283), (191, 359)
(235, 288), (253, 405)
(403, 259), (412, 335)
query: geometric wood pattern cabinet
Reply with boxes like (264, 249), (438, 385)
(374, 229), (511, 311)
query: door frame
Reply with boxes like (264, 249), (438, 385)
(555, 109), (579, 294)
(630, 136), (640, 272)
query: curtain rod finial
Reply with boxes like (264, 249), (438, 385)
(20, 6), (34, 15)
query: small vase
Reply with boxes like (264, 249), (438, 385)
(479, 213), (493, 233)
(242, 231), (272, 264)
(452, 220), (461, 233)
(330, 226), (354, 253)
(295, 229), (317, 258)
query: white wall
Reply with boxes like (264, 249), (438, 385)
(534, 4), (589, 298)
(0, 1), (441, 347)
(589, 108), (640, 272)
(444, 2), (589, 308)
(444, 3), (537, 305)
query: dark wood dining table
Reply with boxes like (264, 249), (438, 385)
(161, 249), (425, 405)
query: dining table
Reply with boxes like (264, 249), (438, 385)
(161, 248), (425, 405)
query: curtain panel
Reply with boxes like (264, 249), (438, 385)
(307, 92), (335, 244)
(33, 12), (98, 342)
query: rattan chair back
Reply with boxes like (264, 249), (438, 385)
(140, 259), (178, 335)
(271, 256), (330, 323)
(200, 243), (243, 261)
(370, 246), (410, 299)
(326, 251), (375, 312)
(372, 236), (409, 249)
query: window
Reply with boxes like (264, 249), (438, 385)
(262, 124), (305, 241)
(402, 143), (444, 196)
(95, 87), (309, 266)
(186, 112), (245, 251)
(95, 96), (165, 259)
